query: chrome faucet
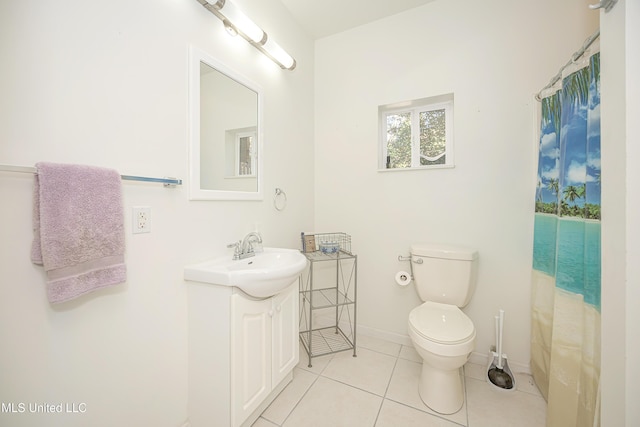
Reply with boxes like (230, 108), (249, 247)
(227, 232), (263, 260)
(241, 232), (263, 258)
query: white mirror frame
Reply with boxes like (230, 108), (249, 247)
(189, 46), (264, 200)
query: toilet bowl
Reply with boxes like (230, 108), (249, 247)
(408, 301), (476, 414)
(406, 243), (478, 415)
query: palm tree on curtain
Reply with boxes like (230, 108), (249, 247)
(535, 179), (542, 212)
(563, 66), (591, 107)
(562, 185), (582, 217)
(541, 92), (561, 135)
(547, 178), (559, 214)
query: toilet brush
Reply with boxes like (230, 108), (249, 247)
(487, 315), (499, 370)
(487, 309), (515, 390)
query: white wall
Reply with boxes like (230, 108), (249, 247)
(0, 0), (314, 426)
(601, 1), (640, 426)
(314, 0), (598, 367)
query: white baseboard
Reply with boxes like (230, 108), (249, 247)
(311, 311), (413, 346)
(354, 322), (413, 347)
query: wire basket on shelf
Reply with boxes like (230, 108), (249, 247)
(300, 232), (351, 255)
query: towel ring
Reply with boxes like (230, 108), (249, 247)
(274, 188), (287, 211)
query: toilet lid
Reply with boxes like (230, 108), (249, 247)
(409, 301), (475, 344)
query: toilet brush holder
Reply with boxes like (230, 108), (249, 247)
(486, 351), (516, 392)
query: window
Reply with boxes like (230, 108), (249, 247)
(379, 94), (454, 170)
(225, 127), (257, 178)
(235, 132), (255, 176)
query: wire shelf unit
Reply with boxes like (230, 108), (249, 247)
(299, 232), (357, 367)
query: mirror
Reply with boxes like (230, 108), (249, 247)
(189, 46), (263, 200)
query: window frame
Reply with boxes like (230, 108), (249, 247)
(234, 131), (256, 177)
(378, 94), (454, 171)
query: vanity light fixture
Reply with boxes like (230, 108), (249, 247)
(199, 0), (297, 70)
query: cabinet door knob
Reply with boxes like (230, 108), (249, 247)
(269, 310), (274, 317)
(276, 305), (282, 312)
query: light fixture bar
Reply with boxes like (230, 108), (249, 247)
(205, 0), (266, 44)
(198, 0), (296, 70)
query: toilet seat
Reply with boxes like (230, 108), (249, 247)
(409, 301), (475, 344)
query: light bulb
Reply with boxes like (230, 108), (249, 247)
(262, 38), (296, 70)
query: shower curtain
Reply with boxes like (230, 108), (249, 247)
(531, 44), (600, 427)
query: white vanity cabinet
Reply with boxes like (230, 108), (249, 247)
(188, 279), (299, 427)
(231, 281), (299, 425)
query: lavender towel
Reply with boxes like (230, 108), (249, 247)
(31, 162), (126, 304)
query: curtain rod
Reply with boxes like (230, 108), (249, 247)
(0, 164), (182, 187)
(589, 0), (617, 12)
(535, 29), (600, 102)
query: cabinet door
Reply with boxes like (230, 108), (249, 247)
(231, 294), (272, 427)
(271, 280), (300, 386)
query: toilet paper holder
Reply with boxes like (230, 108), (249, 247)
(397, 254), (420, 282)
(396, 254), (415, 286)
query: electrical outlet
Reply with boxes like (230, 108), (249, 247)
(132, 206), (151, 234)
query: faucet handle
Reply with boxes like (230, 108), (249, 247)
(227, 240), (242, 259)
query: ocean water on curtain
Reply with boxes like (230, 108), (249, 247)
(532, 214), (601, 310)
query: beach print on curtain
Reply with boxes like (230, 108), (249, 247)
(531, 45), (600, 427)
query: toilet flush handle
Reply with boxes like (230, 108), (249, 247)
(398, 255), (423, 264)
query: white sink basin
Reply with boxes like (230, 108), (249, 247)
(184, 247), (308, 298)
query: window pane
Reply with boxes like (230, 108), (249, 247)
(419, 109), (446, 165)
(238, 136), (253, 175)
(386, 112), (411, 168)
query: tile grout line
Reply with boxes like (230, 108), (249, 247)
(316, 373), (386, 398)
(372, 355), (400, 426)
(314, 344), (467, 427)
(463, 367), (470, 427)
(270, 370), (323, 427)
(381, 396), (468, 427)
(383, 356), (469, 427)
(326, 343), (470, 426)
(261, 345), (334, 426)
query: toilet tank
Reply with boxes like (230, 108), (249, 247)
(410, 243), (479, 307)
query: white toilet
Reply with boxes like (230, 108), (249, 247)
(407, 243), (478, 415)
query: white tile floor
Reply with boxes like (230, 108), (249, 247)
(253, 335), (547, 427)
